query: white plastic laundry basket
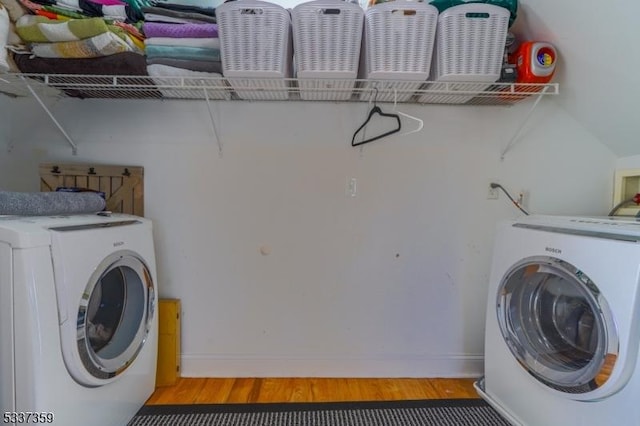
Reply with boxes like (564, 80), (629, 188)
(359, 1), (438, 102)
(418, 3), (510, 104)
(217, 0), (293, 100)
(292, 0), (364, 101)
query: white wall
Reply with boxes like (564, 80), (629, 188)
(512, 0), (640, 157)
(0, 95), (615, 377)
(617, 155), (640, 170)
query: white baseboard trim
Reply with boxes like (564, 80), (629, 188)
(180, 353), (484, 378)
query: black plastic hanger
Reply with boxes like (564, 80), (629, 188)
(351, 89), (402, 147)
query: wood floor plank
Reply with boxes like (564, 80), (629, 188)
(147, 377), (206, 404)
(147, 378), (480, 405)
(193, 377), (236, 404)
(226, 378), (263, 403)
(429, 378), (479, 399)
(309, 378), (354, 402)
(256, 378), (292, 403)
(286, 378), (314, 402)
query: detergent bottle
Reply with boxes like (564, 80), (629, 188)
(512, 41), (557, 84)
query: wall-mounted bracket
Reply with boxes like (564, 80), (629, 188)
(202, 82), (223, 158)
(21, 76), (78, 155)
(500, 85), (550, 161)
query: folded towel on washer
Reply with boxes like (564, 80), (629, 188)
(0, 191), (106, 215)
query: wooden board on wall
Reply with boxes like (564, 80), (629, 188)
(39, 163), (144, 216)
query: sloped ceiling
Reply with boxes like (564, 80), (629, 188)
(513, 0), (640, 157)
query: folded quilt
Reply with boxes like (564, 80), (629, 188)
(144, 44), (219, 62)
(30, 30), (132, 58)
(142, 21), (217, 38)
(147, 63), (228, 99)
(145, 36), (219, 49)
(16, 15), (109, 42)
(16, 15), (141, 49)
(146, 56), (222, 73)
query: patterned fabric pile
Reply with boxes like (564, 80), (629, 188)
(0, 0), (224, 98)
(16, 15), (141, 58)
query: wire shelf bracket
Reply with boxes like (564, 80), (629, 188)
(500, 85), (550, 161)
(202, 83), (223, 158)
(21, 75), (78, 155)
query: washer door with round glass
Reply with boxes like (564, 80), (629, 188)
(72, 250), (155, 386)
(497, 256), (619, 398)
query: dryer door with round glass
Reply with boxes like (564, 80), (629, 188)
(49, 218), (157, 388)
(496, 256), (618, 396)
(76, 251), (155, 384)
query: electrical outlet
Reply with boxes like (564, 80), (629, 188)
(347, 177), (357, 197)
(487, 184), (499, 200)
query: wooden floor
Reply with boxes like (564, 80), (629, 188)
(147, 378), (480, 405)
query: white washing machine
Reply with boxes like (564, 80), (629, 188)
(0, 214), (158, 426)
(476, 215), (640, 426)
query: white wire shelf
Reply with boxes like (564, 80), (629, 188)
(0, 73), (559, 105)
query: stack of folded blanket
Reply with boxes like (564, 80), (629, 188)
(9, 11), (155, 98)
(142, 2), (225, 99)
(141, 0), (221, 72)
(143, 21), (220, 73)
(142, 1), (215, 25)
(0, 0), (232, 100)
(3, 0), (148, 77)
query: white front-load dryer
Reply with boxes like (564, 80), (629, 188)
(0, 214), (158, 426)
(476, 215), (640, 426)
